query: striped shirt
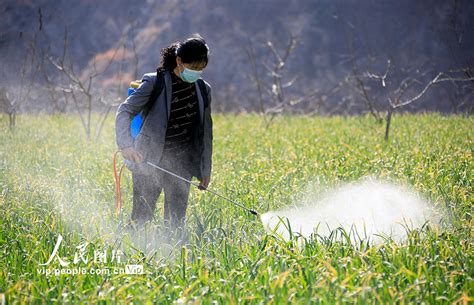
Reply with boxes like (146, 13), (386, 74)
(163, 72), (200, 153)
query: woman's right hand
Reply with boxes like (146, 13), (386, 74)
(121, 147), (144, 163)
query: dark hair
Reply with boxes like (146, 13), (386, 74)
(158, 34), (209, 72)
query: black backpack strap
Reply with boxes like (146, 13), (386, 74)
(197, 79), (210, 108)
(141, 69), (165, 118)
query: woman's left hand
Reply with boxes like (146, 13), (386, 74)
(199, 176), (211, 190)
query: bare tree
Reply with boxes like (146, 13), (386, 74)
(48, 27), (124, 141)
(346, 49), (473, 141)
(0, 88), (15, 129)
(384, 70), (474, 140)
(2, 23), (39, 129)
(23, 7), (72, 114)
(340, 4), (473, 141)
(245, 33), (315, 128)
(346, 38), (385, 122)
(349, 55), (473, 140)
(339, 10), (387, 123)
(263, 35), (299, 117)
(28, 10), (141, 139)
(244, 37), (266, 117)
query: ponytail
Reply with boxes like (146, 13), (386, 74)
(158, 41), (180, 72)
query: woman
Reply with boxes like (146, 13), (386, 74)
(115, 34), (213, 231)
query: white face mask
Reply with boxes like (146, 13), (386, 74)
(179, 63), (203, 83)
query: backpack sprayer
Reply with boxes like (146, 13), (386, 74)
(113, 78), (259, 226)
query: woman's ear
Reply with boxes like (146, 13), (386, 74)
(176, 56), (182, 65)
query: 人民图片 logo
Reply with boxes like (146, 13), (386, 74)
(37, 234), (144, 276)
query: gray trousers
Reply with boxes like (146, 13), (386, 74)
(131, 146), (196, 229)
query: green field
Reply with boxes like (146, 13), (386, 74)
(0, 113), (472, 304)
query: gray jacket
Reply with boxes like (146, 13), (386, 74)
(115, 70), (213, 180)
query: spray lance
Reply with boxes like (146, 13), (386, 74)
(113, 154), (259, 221)
(145, 160), (259, 216)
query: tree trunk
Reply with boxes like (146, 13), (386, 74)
(384, 107), (393, 141)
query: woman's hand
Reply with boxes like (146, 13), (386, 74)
(199, 176), (211, 190)
(121, 147), (144, 163)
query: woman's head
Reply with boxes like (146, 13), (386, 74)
(159, 34), (209, 73)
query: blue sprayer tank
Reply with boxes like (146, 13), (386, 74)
(128, 80), (143, 139)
